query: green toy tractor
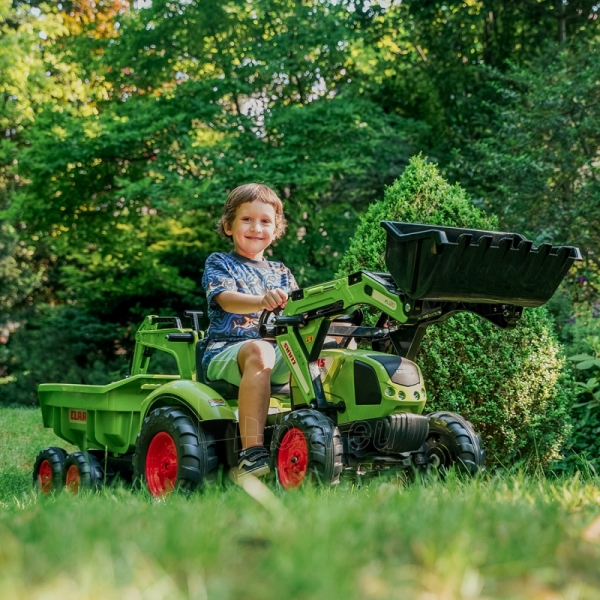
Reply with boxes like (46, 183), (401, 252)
(33, 222), (580, 496)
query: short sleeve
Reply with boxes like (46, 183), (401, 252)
(287, 269), (299, 293)
(202, 253), (237, 309)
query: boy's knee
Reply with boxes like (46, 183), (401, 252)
(238, 340), (276, 372)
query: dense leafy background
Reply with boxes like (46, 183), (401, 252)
(0, 0), (598, 468)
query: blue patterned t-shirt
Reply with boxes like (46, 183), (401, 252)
(200, 251), (298, 372)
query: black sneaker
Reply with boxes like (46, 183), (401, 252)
(229, 446), (271, 483)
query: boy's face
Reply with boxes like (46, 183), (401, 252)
(225, 200), (277, 260)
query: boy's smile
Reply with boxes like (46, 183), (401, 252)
(225, 200), (277, 261)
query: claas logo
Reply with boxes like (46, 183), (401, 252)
(69, 410), (87, 423)
(282, 342), (297, 365)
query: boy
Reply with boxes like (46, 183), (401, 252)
(201, 183), (298, 482)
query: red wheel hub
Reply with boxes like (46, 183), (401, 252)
(277, 427), (308, 489)
(38, 459), (53, 495)
(146, 432), (178, 497)
(65, 464), (80, 494)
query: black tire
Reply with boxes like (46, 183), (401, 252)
(63, 451), (104, 493)
(86, 450), (119, 485)
(425, 412), (486, 476)
(271, 409), (343, 489)
(133, 406), (218, 497)
(463, 418), (487, 466)
(33, 447), (68, 495)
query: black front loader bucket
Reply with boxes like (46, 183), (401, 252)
(382, 221), (581, 307)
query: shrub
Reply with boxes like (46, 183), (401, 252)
(0, 306), (129, 406)
(338, 155), (575, 469)
(554, 335), (600, 475)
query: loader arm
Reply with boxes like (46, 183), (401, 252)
(261, 221), (581, 414)
(261, 271), (525, 413)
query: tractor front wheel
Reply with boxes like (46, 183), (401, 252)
(63, 452), (104, 494)
(272, 409), (343, 490)
(425, 412), (486, 476)
(133, 406), (217, 497)
(33, 447), (68, 495)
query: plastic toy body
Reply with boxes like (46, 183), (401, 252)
(33, 222), (581, 495)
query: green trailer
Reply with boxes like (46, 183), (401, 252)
(33, 221), (581, 496)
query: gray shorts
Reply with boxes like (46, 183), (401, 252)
(206, 340), (290, 386)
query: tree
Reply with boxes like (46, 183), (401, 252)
(354, 1), (599, 162)
(0, 0), (119, 393)
(450, 42), (600, 262)
(0, 305), (127, 404)
(0, 222), (41, 317)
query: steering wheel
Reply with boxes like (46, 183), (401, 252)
(258, 306), (283, 325)
(258, 306), (283, 341)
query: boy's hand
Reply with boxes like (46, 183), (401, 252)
(260, 288), (288, 311)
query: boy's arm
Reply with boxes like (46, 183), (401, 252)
(215, 289), (288, 314)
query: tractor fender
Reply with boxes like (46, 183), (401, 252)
(140, 380), (236, 422)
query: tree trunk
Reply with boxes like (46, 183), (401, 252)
(559, 1), (567, 43)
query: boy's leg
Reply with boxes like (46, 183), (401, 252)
(206, 339), (281, 481)
(237, 340), (276, 450)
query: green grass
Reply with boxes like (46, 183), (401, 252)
(1, 406), (600, 599)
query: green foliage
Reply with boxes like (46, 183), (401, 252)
(0, 306), (128, 406)
(339, 154), (496, 275)
(339, 156), (575, 469)
(12, 91), (420, 299)
(561, 405), (600, 477)
(0, 0), (97, 322)
(359, 1), (599, 156)
(0, 222), (41, 316)
(449, 42), (600, 262)
(555, 336), (600, 475)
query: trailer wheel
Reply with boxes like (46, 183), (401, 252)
(134, 406), (218, 497)
(63, 452), (104, 494)
(33, 447), (68, 495)
(272, 409), (343, 489)
(425, 412), (486, 476)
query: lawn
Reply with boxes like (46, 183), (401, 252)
(1, 406), (599, 600)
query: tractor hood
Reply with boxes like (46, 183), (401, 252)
(381, 221), (581, 307)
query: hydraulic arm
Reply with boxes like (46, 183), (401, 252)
(262, 221), (581, 413)
(261, 270), (525, 412)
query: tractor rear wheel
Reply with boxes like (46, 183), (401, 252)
(272, 409), (343, 489)
(63, 452), (104, 494)
(33, 447), (68, 495)
(425, 412), (486, 476)
(133, 406), (218, 497)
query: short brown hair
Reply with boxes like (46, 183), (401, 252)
(217, 183), (287, 240)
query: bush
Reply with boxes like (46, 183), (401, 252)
(0, 306), (129, 406)
(338, 155), (575, 469)
(559, 403), (600, 476)
(553, 335), (600, 475)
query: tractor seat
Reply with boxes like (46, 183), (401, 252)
(195, 342), (290, 400)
